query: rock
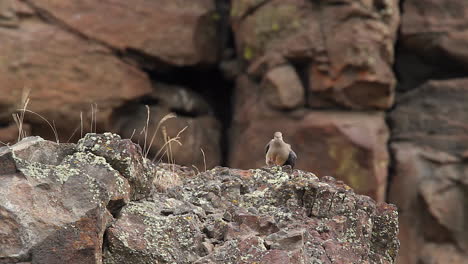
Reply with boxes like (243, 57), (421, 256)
(0, 4), (152, 141)
(0, 123), (31, 145)
(388, 143), (468, 264)
(1, 135), (399, 263)
(400, 0), (468, 67)
(111, 84), (222, 170)
(229, 110), (389, 202)
(262, 64), (305, 110)
(390, 79), (468, 156)
(231, 0), (399, 109)
(77, 133), (156, 200)
(103, 200), (206, 264)
(0, 135), (132, 263)
(28, 0), (220, 66)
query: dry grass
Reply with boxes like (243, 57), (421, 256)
(11, 92), (191, 193)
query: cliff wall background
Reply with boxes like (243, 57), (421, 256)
(0, 0), (467, 263)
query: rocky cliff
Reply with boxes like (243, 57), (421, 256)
(0, 0), (467, 263)
(0, 134), (399, 263)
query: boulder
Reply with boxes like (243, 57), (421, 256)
(0, 2), (152, 141)
(0, 136), (131, 263)
(390, 78), (468, 156)
(231, 0), (399, 109)
(105, 166), (400, 263)
(1, 134), (399, 263)
(388, 143), (468, 264)
(27, 0), (220, 66)
(111, 83), (222, 170)
(229, 106), (389, 202)
(401, 0), (468, 67)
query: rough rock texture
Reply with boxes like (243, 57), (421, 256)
(0, 1), (152, 141)
(231, 111), (389, 202)
(111, 83), (222, 170)
(400, 0), (468, 68)
(28, 0), (220, 66)
(229, 75), (390, 202)
(0, 135), (399, 264)
(388, 78), (468, 264)
(228, 0), (399, 202)
(105, 166), (399, 264)
(0, 135), (133, 263)
(231, 0), (399, 109)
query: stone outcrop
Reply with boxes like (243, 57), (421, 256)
(228, 0), (399, 202)
(0, 134), (400, 264)
(231, 0), (399, 109)
(388, 79), (468, 264)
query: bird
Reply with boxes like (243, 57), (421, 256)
(265, 131), (297, 169)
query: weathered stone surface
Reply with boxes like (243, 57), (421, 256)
(0, 3), (152, 141)
(28, 0), (220, 66)
(0, 135), (132, 263)
(389, 79), (468, 264)
(111, 84), (222, 170)
(262, 64), (305, 110)
(1, 135), (399, 263)
(103, 200), (206, 264)
(390, 79), (468, 156)
(229, 109), (389, 202)
(388, 143), (468, 264)
(232, 0), (399, 109)
(77, 133), (156, 200)
(0, 123), (31, 146)
(401, 0), (468, 67)
(105, 166), (399, 263)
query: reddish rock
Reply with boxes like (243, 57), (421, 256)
(262, 64), (305, 110)
(231, 0), (399, 109)
(111, 84), (222, 170)
(388, 143), (468, 264)
(0, 4), (152, 142)
(389, 78), (468, 264)
(0, 136), (132, 263)
(401, 0), (468, 66)
(229, 110), (389, 202)
(390, 78), (468, 156)
(0, 123), (31, 145)
(28, 0), (220, 66)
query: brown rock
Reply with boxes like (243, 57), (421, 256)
(390, 78), (468, 156)
(0, 136), (132, 263)
(103, 200), (206, 264)
(262, 64), (305, 110)
(229, 111), (389, 202)
(28, 0), (220, 66)
(231, 0), (399, 109)
(0, 5), (152, 142)
(388, 143), (468, 264)
(401, 0), (468, 67)
(111, 84), (222, 170)
(0, 123), (31, 145)
(77, 133), (156, 200)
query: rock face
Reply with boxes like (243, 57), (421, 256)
(0, 134), (134, 263)
(230, 109), (389, 202)
(0, 1), (152, 141)
(28, 0), (220, 66)
(231, 0), (399, 109)
(388, 79), (468, 264)
(228, 0), (399, 202)
(111, 83), (222, 170)
(0, 134), (400, 264)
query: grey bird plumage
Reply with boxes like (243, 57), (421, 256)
(265, 131), (297, 169)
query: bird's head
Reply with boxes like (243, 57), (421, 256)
(273, 131), (283, 140)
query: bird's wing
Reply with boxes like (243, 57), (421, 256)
(265, 140), (271, 154)
(284, 149), (297, 168)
